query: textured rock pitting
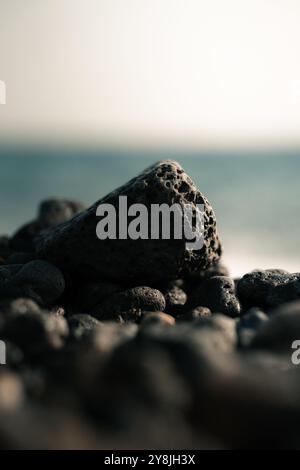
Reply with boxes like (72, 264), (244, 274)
(35, 161), (221, 283)
(237, 269), (300, 309)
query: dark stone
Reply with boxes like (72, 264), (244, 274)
(250, 300), (300, 352)
(0, 260), (65, 305)
(0, 235), (10, 261)
(10, 220), (41, 253)
(87, 338), (190, 429)
(83, 322), (138, 357)
(193, 314), (237, 348)
(237, 269), (300, 309)
(162, 284), (187, 317)
(4, 341), (24, 369)
(10, 198), (86, 252)
(238, 308), (268, 330)
(189, 276), (241, 317)
(38, 199), (86, 228)
(2, 310), (69, 356)
(68, 314), (101, 340)
(35, 161), (222, 283)
(6, 252), (36, 264)
(91, 286), (166, 322)
(267, 278), (300, 308)
(75, 281), (122, 312)
(237, 308), (268, 348)
(136, 314), (237, 392)
(0, 264), (23, 284)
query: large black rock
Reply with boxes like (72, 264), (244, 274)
(35, 160), (221, 283)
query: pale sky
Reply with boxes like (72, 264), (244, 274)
(1, 0), (300, 148)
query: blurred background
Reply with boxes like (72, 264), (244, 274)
(1, 0), (300, 276)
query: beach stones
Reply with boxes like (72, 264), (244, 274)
(91, 286), (166, 322)
(4, 160), (300, 449)
(10, 198), (86, 252)
(237, 269), (300, 309)
(0, 260), (65, 305)
(189, 276), (241, 317)
(35, 161), (222, 283)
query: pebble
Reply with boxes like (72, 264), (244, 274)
(2, 310), (69, 356)
(189, 276), (241, 317)
(0, 260), (65, 305)
(91, 286), (166, 322)
(237, 307), (269, 348)
(161, 283), (187, 317)
(237, 269), (300, 309)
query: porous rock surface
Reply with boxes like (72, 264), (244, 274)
(35, 161), (222, 283)
(237, 269), (300, 309)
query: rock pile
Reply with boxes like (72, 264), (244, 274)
(0, 161), (299, 449)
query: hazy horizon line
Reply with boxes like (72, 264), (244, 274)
(1, 137), (300, 157)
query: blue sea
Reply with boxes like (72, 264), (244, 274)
(1, 144), (300, 277)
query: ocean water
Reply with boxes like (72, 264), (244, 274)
(1, 145), (300, 277)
